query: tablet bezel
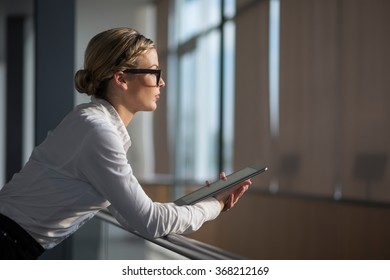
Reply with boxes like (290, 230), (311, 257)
(174, 164), (267, 206)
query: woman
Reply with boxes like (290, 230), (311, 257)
(0, 27), (251, 259)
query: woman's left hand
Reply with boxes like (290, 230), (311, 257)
(209, 172), (252, 212)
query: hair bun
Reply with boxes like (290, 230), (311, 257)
(74, 69), (95, 96)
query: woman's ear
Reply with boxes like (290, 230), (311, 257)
(112, 71), (128, 90)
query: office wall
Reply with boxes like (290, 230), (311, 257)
(276, 0), (390, 201)
(339, 0), (390, 202)
(0, 0), (34, 187)
(233, 0), (390, 203)
(0, 4), (5, 186)
(0, 62), (4, 186)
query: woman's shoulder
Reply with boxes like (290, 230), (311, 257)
(72, 101), (113, 128)
(74, 101), (130, 149)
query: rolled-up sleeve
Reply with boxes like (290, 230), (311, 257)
(77, 126), (221, 238)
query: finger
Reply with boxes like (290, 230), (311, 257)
(235, 189), (244, 201)
(241, 184), (249, 195)
(220, 172), (227, 181)
(234, 185), (246, 196)
(205, 180), (210, 187)
(228, 194), (234, 207)
(234, 188), (243, 199)
(223, 184), (248, 212)
(223, 194), (234, 211)
(237, 188), (246, 200)
(232, 186), (246, 204)
(241, 179), (252, 187)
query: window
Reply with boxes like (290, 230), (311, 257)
(169, 0), (236, 187)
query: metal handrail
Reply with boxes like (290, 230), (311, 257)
(96, 210), (244, 260)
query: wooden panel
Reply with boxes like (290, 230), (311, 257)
(278, 0), (339, 196)
(188, 192), (390, 259)
(340, 0), (390, 202)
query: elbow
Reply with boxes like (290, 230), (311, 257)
(136, 213), (167, 239)
(137, 224), (168, 240)
(141, 206), (179, 238)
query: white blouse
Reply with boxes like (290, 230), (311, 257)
(0, 97), (221, 249)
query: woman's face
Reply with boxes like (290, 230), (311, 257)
(124, 48), (165, 114)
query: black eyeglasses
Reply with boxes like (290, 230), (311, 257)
(124, 69), (162, 87)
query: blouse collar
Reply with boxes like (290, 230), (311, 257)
(91, 96), (132, 152)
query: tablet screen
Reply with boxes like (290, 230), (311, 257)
(174, 164), (267, 206)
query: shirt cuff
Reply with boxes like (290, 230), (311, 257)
(194, 196), (222, 222)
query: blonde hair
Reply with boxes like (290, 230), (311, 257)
(74, 27), (155, 98)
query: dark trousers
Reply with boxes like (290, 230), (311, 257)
(0, 213), (45, 259)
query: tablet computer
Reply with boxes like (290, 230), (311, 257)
(174, 164), (268, 206)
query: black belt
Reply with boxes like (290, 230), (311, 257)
(0, 212), (45, 259)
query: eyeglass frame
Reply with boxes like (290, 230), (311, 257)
(123, 68), (162, 87)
